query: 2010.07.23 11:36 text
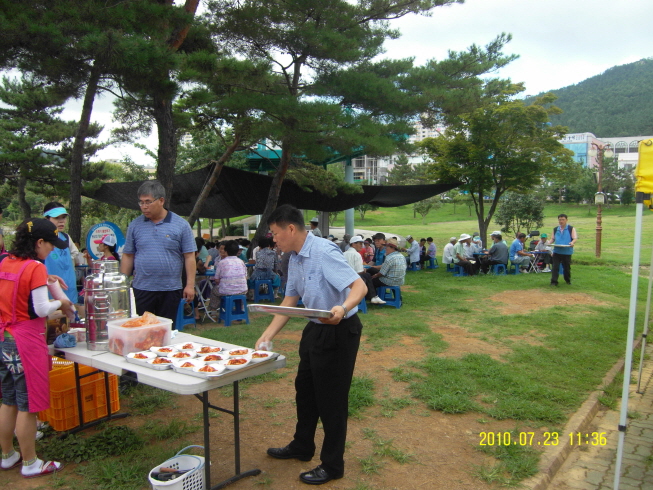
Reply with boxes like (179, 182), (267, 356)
(479, 432), (559, 446)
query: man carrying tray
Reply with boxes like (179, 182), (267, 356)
(550, 213), (577, 286)
(255, 204), (366, 485)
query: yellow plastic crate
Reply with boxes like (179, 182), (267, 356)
(39, 357), (120, 431)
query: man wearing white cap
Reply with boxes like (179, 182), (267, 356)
(309, 217), (322, 238)
(403, 235), (420, 269)
(453, 234), (477, 275)
(443, 237), (457, 265)
(344, 236), (386, 304)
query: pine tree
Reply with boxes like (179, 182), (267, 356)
(207, 0), (515, 243)
(0, 76), (79, 219)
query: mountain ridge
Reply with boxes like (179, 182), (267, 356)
(525, 58), (653, 137)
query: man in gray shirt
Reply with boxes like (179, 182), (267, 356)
(480, 231), (508, 273)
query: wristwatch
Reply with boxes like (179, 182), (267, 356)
(341, 304), (349, 317)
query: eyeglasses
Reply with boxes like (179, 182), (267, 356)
(138, 199), (160, 207)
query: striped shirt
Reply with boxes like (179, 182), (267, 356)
(123, 211), (196, 291)
(379, 251), (406, 286)
(286, 232), (360, 322)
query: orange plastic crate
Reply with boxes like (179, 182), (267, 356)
(39, 357), (120, 431)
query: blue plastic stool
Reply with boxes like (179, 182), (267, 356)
(427, 257), (439, 269)
(407, 262), (420, 271)
(376, 286), (402, 309)
(357, 297), (367, 314)
(508, 262), (521, 275)
(446, 263), (455, 273)
(254, 279), (275, 302)
(174, 299), (196, 332)
(453, 264), (468, 277)
(491, 263), (507, 275)
(219, 295), (249, 327)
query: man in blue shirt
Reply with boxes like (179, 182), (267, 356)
(120, 180), (196, 324)
(509, 233), (534, 271)
(256, 204), (366, 485)
(550, 213), (577, 285)
(371, 232), (386, 266)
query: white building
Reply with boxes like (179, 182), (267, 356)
(595, 135), (651, 170)
(559, 132), (652, 171)
(179, 133), (193, 147)
(351, 155), (391, 184)
(407, 120), (444, 144)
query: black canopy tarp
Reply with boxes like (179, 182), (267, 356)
(84, 164), (460, 219)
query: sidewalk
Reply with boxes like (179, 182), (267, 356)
(547, 343), (653, 490)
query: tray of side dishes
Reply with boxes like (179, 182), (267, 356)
(126, 343), (279, 377)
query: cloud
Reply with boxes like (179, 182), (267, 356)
(384, 0), (653, 94)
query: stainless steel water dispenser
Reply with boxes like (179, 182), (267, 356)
(84, 260), (131, 350)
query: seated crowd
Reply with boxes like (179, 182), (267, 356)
(192, 222), (557, 321)
(442, 230), (553, 275)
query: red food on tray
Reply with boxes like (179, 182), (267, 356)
(252, 352), (270, 359)
(198, 346), (221, 353)
(199, 365), (217, 372)
(152, 357), (171, 364)
(227, 358), (247, 366)
(203, 355), (224, 361)
(172, 352), (191, 358)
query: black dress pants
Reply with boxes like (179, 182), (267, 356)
(133, 288), (182, 326)
(551, 253), (572, 284)
(288, 315), (362, 476)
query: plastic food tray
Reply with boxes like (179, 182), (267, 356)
(248, 304), (332, 318)
(173, 352), (279, 378)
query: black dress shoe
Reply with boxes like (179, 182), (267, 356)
(267, 445), (312, 461)
(299, 465), (343, 485)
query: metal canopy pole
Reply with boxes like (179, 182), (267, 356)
(614, 193), (645, 490)
(637, 235), (653, 393)
(344, 158), (355, 237)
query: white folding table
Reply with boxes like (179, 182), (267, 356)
(56, 332), (286, 489)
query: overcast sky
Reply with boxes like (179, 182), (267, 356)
(83, 0), (653, 163)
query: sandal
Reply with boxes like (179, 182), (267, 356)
(22, 460), (63, 478)
(1, 454), (22, 471)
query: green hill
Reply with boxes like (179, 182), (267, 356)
(527, 58), (653, 137)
